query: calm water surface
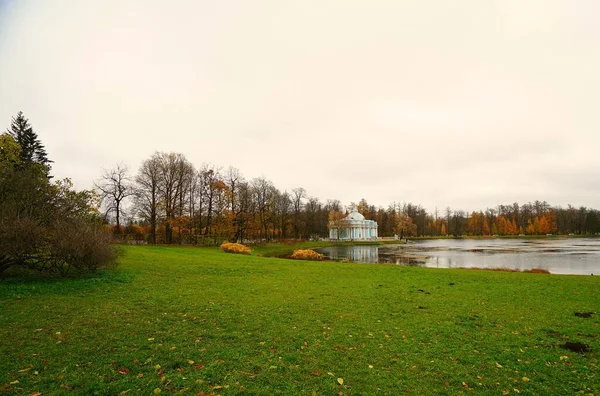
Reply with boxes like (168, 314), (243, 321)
(316, 238), (600, 275)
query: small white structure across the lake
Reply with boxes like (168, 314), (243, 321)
(329, 209), (378, 240)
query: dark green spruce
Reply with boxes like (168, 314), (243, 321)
(7, 110), (52, 171)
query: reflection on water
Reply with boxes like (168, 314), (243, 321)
(320, 245), (379, 263)
(316, 238), (600, 275)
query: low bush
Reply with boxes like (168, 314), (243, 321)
(220, 242), (252, 255)
(290, 249), (324, 261)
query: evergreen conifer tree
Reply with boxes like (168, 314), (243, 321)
(7, 111), (52, 172)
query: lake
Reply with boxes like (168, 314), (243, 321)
(315, 238), (600, 275)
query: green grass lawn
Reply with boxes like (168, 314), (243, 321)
(1, 246), (598, 395)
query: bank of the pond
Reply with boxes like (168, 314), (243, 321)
(250, 240), (397, 258)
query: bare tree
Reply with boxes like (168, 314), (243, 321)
(198, 164), (225, 240)
(95, 163), (134, 233)
(291, 187), (306, 239)
(156, 152), (194, 244)
(273, 190), (292, 238)
(328, 208), (349, 240)
(135, 154), (161, 244)
(252, 177), (276, 241)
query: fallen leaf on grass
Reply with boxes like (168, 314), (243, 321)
(188, 360), (195, 365)
(560, 356), (568, 360)
(10, 380), (19, 385)
(194, 364), (205, 370)
(337, 378), (344, 385)
(522, 377), (530, 382)
(137, 373), (144, 378)
(496, 362), (503, 368)
(29, 392), (42, 396)
(368, 365), (373, 369)
(153, 388), (161, 394)
(148, 338), (155, 341)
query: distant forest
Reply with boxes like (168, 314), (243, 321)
(96, 152), (600, 244)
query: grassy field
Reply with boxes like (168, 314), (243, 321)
(1, 246), (599, 395)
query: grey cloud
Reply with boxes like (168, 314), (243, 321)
(1, 0), (599, 213)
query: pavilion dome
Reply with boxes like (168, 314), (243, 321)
(346, 210), (365, 221)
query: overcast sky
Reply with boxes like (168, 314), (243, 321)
(1, 0), (599, 212)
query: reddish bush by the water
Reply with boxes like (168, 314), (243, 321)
(524, 268), (550, 274)
(468, 267), (519, 272)
(468, 267), (550, 274)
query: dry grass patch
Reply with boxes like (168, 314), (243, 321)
(220, 242), (252, 255)
(290, 249), (324, 261)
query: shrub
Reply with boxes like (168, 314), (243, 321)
(49, 220), (118, 274)
(220, 242), (252, 255)
(290, 249), (324, 261)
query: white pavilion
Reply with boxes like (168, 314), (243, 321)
(329, 209), (378, 240)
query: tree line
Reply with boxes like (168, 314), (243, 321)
(98, 154), (600, 244)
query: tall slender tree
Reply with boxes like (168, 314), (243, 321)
(135, 154), (161, 244)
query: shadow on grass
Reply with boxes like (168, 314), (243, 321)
(0, 268), (134, 298)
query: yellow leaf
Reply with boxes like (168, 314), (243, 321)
(137, 373), (144, 378)
(148, 338), (155, 341)
(154, 365), (161, 370)
(312, 392), (317, 396)
(153, 388), (161, 394)
(560, 356), (568, 360)
(187, 360), (194, 365)
(496, 362), (503, 368)
(29, 392), (42, 396)
(368, 365), (373, 369)
(337, 378), (344, 385)
(522, 377), (530, 382)
(10, 380), (19, 385)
